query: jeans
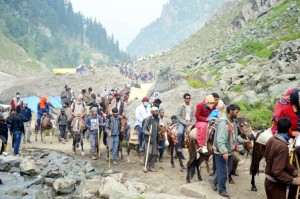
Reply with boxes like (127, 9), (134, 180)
(13, 131), (22, 155)
(137, 125), (143, 147)
(177, 124), (185, 149)
(90, 133), (98, 155)
(215, 154), (232, 194)
(158, 139), (165, 160)
(59, 125), (67, 139)
(110, 135), (119, 161)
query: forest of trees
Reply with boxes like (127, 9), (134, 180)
(0, 0), (130, 68)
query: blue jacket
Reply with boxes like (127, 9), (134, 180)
(37, 103), (50, 116)
(21, 107), (32, 122)
(85, 115), (104, 134)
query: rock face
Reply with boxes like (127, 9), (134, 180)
(19, 159), (40, 176)
(53, 178), (76, 194)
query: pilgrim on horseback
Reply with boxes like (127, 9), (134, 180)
(10, 92), (23, 113)
(265, 117), (300, 199)
(70, 96), (86, 133)
(35, 96), (52, 142)
(177, 93), (195, 156)
(195, 94), (217, 154)
(106, 108), (122, 165)
(85, 107), (104, 160)
(143, 106), (160, 172)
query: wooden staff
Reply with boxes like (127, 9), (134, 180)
(97, 125), (101, 158)
(143, 125), (152, 173)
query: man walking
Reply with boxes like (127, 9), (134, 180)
(7, 108), (24, 156)
(213, 104), (240, 197)
(57, 109), (68, 144)
(143, 107), (159, 172)
(158, 109), (168, 162)
(106, 108), (121, 165)
(265, 117), (300, 199)
(21, 103), (32, 143)
(85, 107), (104, 160)
(177, 93), (195, 153)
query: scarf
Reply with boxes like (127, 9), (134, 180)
(40, 96), (47, 109)
(277, 133), (290, 143)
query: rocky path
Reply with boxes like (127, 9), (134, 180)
(0, 133), (267, 199)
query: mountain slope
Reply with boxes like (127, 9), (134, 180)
(0, 0), (129, 72)
(126, 0), (226, 58)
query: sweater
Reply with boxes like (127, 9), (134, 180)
(277, 105), (298, 137)
(195, 100), (215, 122)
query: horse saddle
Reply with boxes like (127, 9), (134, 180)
(129, 128), (139, 145)
(256, 128), (273, 145)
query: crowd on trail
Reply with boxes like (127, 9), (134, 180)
(1, 85), (300, 199)
(112, 62), (156, 84)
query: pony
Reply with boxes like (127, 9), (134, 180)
(186, 117), (254, 183)
(35, 114), (56, 144)
(117, 115), (128, 160)
(71, 117), (85, 156)
(126, 127), (143, 164)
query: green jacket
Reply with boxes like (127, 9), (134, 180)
(213, 117), (245, 154)
(177, 104), (195, 125)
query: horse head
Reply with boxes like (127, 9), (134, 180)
(236, 117), (255, 151)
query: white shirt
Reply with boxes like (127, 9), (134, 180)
(135, 104), (150, 127)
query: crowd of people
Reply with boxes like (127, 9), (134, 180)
(1, 85), (300, 198)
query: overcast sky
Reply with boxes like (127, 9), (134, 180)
(70, 0), (169, 50)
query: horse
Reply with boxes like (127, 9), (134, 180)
(118, 115), (128, 160)
(126, 127), (143, 164)
(35, 114), (56, 144)
(166, 124), (188, 170)
(186, 117), (254, 183)
(71, 117), (85, 156)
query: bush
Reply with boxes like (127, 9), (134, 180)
(237, 100), (274, 130)
(233, 84), (243, 92)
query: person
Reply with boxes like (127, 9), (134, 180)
(108, 93), (125, 115)
(106, 108), (121, 165)
(212, 93), (220, 106)
(177, 93), (195, 153)
(213, 104), (240, 198)
(10, 92), (23, 113)
(21, 102), (32, 144)
(37, 96), (51, 129)
(271, 88), (297, 134)
(63, 102), (73, 138)
(277, 88), (300, 138)
(195, 94), (216, 153)
(0, 113), (8, 156)
(85, 107), (104, 160)
(135, 97), (151, 152)
(71, 96), (87, 136)
(158, 109), (168, 162)
(148, 99), (162, 111)
(88, 87), (96, 101)
(61, 85), (72, 107)
(57, 109), (68, 144)
(81, 89), (94, 106)
(143, 107), (160, 172)
(265, 117), (300, 199)
(7, 108), (24, 156)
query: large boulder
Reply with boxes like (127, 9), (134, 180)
(82, 178), (102, 199)
(0, 156), (22, 172)
(53, 178), (76, 194)
(99, 177), (132, 199)
(181, 182), (224, 199)
(19, 159), (40, 176)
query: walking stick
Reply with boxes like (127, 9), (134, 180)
(143, 125), (152, 173)
(97, 125), (101, 158)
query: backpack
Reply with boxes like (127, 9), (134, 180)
(82, 94), (94, 106)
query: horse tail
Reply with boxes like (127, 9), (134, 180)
(250, 132), (263, 176)
(188, 157), (198, 180)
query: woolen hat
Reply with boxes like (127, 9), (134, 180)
(91, 107), (98, 112)
(142, 97), (149, 102)
(112, 108), (118, 113)
(150, 107), (158, 112)
(205, 95), (215, 103)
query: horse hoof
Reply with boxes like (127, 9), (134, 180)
(171, 164), (175, 168)
(81, 152), (85, 156)
(186, 179), (191, 183)
(198, 176), (203, 181)
(251, 186), (257, 192)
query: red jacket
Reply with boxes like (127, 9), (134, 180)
(10, 98), (23, 108)
(271, 98), (291, 134)
(195, 99), (215, 122)
(277, 105), (298, 137)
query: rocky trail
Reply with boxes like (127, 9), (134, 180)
(0, 132), (266, 199)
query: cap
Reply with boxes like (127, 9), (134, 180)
(91, 107), (97, 112)
(150, 107), (159, 112)
(154, 99), (162, 104)
(112, 108), (118, 113)
(205, 95), (215, 103)
(142, 97), (149, 102)
(61, 108), (65, 112)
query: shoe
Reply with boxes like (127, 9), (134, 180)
(177, 147), (182, 152)
(27, 140), (31, 143)
(2, 152), (8, 156)
(209, 172), (215, 176)
(149, 168), (157, 172)
(231, 171), (239, 176)
(229, 178), (235, 184)
(209, 178), (217, 191)
(92, 155), (97, 160)
(113, 161), (118, 165)
(159, 158), (163, 162)
(15, 154), (20, 157)
(219, 192), (229, 197)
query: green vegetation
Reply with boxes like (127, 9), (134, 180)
(0, 0), (130, 69)
(186, 77), (215, 89)
(232, 84), (243, 92)
(237, 100), (275, 130)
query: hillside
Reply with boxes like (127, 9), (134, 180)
(0, 0), (129, 74)
(134, 0), (300, 98)
(126, 0), (226, 58)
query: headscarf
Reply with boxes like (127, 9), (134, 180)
(290, 88), (300, 116)
(40, 96), (47, 109)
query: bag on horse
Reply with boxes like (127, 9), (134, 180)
(128, 128), (139, 145)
